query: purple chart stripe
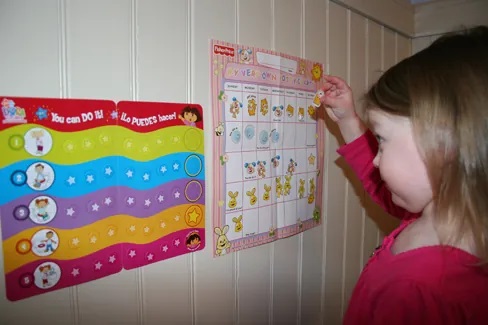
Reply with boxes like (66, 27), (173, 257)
(1, 179), (205, 240)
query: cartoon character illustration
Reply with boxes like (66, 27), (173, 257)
(269, 226), (276, 237)
(275, 177), (283, 198)
(214, 225), (231, 256)
(286, 104), (294, 117)
(263, 184), (271, 201)
(271, 155), (280, 168)
(308, 153), (316, 165)
(272, 105), (283, 117)
(257, 160), (266, 178)
(283, 175), (292, 196)
(40, 231), (57, 253)
(232, 215), (243, 232)
(298, 107), (305, 121)
(238, 48), (253, 64)
(1, 98), (26, 123)
(244, 162), (256, 175)
(35, 198), (50, 221)
(298, 179), (306, 199)
(246, 188), (257, 206)
(247, 97), (257, 116)
(218, 90), (227, 101)
(39, 264), (53, 287)
(297, 218), (303, 230)
(311, 63), (323, 81)
(287, 158), (297, 175)
(260, 98), (269, 116)
(308, 178), (316, 204)
(230, 97), (242, 118)
(186, 232), (201, 250)
(31, 129), (45, 154)
(308, 105), (316, 119)
(215, 122), (224, 136)
(33, 163), (47, 189)
(228, 191), (239, 209)
(299, 61), (306, 75)
(178, 106), (202, 127)
(313, 89), (325, 107)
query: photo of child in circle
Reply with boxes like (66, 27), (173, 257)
(178, 106), (202, 127)
(186, 231), (201, 251)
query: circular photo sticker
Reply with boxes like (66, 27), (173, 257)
(186, 230), (202, 251)
(26, 162), (55, 191)
(244, 124), (255, 140)
(33, 261), (61, 289)
(24, 127), (53, 157)
(31, 228), (59, 257)
(29, 196), (57, 224)
(259, 130), (269, 145)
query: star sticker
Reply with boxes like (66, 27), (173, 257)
(174, 215), (180, 221)
(173, 163), (179, 171)
(144, 199), (151, 207)
(147, 253), (154, 261)
(308, 153), (316, 165)
(71, 268), (80, 277)
(107, 228), (115, 237)
(160, 222), (166, 228)
(174, 191), (180, 199)
(83, 139), (92, 148)
(126, 170), (133, 178)
(104, 197), (112, 205)
(162, 245), (168, 252)
(95, 261), (103, 270)
(66, 207), (75, 216)
(142, 146), (149, 152)
(126, 141), (133, 148)
(128, 250), (136, 258)
(92, 203), (99, 212)
(105, 167), (113, 175)
(108, 255), (116, 263)
(111, 110), (118, 119)
(86, 175), (94, 183)
(72, 237), (80, 246)
(188, 208), (200, 223)
(160, 165), (167, 173)
(67, 176), (76, 185)
(174, 239), (180, 247)
(158, 195), (164, 202)
(143, 173), (150, 181)
(144, 226), (150, 233)
(101, 135), (109, 143)
(90, 236), (97, 244)
(129, 225), (136, 232)
(35, 107), (48, 120)
(127, 197), (135, 205)
(65, 143), (74, 151)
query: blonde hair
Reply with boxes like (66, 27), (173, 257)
(365, 26), (488, 263)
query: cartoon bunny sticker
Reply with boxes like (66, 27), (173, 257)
(215, 225), (231, 256)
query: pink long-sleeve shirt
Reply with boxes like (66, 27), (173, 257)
(337, 130), (488, 324)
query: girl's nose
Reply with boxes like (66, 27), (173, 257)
(372, 153), (380, 168)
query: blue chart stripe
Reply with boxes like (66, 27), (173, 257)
(0, 153), (205, 204)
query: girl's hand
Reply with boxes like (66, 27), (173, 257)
(320, 75), (357, 123)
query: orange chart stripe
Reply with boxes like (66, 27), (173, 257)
(3, 204), (204, 273)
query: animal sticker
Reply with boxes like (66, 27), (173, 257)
(214, 225), (231, 256)
(228, 191), (239, 209)
(232, 215), (243, 232)
(246, 188), (257, 206)
(260, 98), (269, 116)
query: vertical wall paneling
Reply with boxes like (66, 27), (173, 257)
(323, 2), (348, 324)
(301, 0), (327, 323)
(65, 1), (138, 324)
(342, 10), (367, 312)
(235, 1), (273, 324)
(191, 1), (236, 324)
(136, 0), (193, 323)
(0, 1), (414, 324)
(271, 1), (303, 323)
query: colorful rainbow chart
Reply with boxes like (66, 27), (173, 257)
(0, 97), (205, 301)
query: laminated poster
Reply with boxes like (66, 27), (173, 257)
(210, 40), (325, 257)
(0, 97), (205, 301)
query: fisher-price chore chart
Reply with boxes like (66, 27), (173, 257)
(0, 97), (205, 301)
(211, 40), (325, 256)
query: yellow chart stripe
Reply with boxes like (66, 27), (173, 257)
(4, 204), (205, 273)
(0, 125), (204, 167)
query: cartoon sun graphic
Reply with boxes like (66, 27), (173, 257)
(311, 63), (323, 81)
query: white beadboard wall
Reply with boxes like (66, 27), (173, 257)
(0, 0), (412, 324)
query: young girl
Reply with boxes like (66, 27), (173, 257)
(320, 26), (488, 324)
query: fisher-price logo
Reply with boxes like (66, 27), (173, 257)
(214, 45), (235, 57)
